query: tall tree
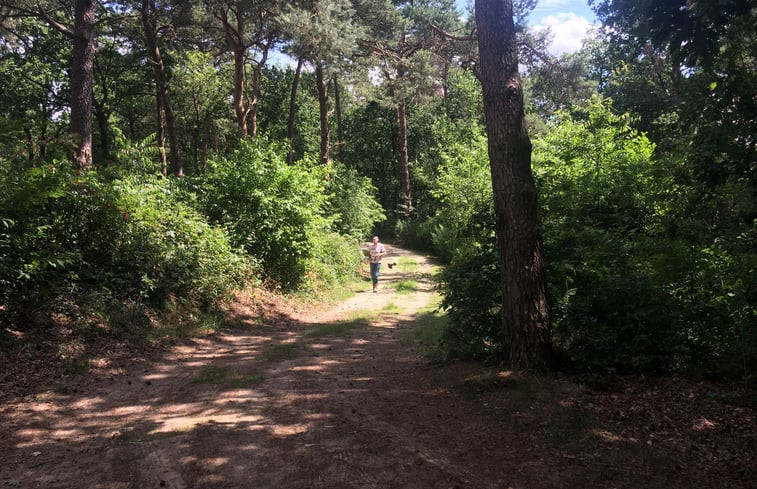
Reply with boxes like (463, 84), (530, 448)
(139, 0), (182, 175)
(287, 57), (304, 164)
(70, 0), (96, 170)
(203, 0), (279, 138)
(475, 0), (551, 371)
(366, 0), (459, 216)
(1, 0), (96, 170)
(280, 0), (366, 165)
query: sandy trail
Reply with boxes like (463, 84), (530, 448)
(1, 245), (511, 489)
(2, 245), (751, 489)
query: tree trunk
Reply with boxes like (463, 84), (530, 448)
(287, 57), (303, 165)
(232, 37), (248, 137)
(93, 99), (109, 161)
(71, 0), (95, 171)
(142, 0), (181, 176)
(315, 64), (330, 166)
(475, 0), (551, 371)
(333, 75), (344, 161)
(220, 6), (249, 138)
(201, 123), (209, 172)
(249, 42), (271, 139)
(397, 101), (412, 215)
(155, 87), (167, 176)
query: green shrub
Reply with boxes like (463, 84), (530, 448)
(426, 136), (493, 262)
(193, 139), (363, 290)
(0, 160), (252, 324)
(305, 230), (363, 291)
(438, 240), (503, 364)
(327, 162), (386, 240)
(393, 218), (435, 251)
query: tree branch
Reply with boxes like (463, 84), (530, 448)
(35, 5), (73, 38)
(431, 23), (476, 42)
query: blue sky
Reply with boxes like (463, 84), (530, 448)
(455, 0), (598, 55)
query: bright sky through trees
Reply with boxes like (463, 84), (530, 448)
(456, 0), (597, 55)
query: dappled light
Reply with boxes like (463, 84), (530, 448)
(3, 245), (752, 488)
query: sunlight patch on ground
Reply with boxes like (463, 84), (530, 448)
(151, 414), (267, 434)
(270, 424), (309, 436)
(289, 364), (330, 372)
(592, 430), (626, 443)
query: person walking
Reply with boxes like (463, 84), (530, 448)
(368, 236), (387, 292)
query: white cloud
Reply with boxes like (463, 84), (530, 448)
(534, 13), (594, 56)
(537, 0), (572, 7)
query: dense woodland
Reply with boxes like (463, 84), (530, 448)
(0, 0), (754, 382)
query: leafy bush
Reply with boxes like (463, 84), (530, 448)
(192, 140), (362, 289)
(393, 218), (435, 251)
(326, 162), (386, 239)
(0, 160), (252, 324)
(427, 136), (493, 262)
(305, 230), (363, 291)
(437, 239), (502, 364)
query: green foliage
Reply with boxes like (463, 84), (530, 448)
(438, 239), (502, 364)
(304, 228), (364, 292)
(427, 135), (493, 262)
(434, 96), (755, 378)
(193, 139), (361, 289)
(0, 158), (251, 324)
(533, 98), (678, 372)
(326, 162), (386, 239)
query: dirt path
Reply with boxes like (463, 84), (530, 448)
(1, 246), (754, 488)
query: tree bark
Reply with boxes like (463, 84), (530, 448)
(397, 101), (412, 215)
(249, 43), (270, 138)
(142, 0), (181, 175)
(315, 64), (330, 166)
(223, 5), (249, 138)
(71, 0), (95, 170)
(201, 123), (209, 172)
(155, 86), (167, 176)
(287, 57), (303, 165)
(333, 75), (344, 161)
(475, 0), (551, 371)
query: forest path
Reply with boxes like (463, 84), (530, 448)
(0, 245), (512, 488)
(1, 245), (752, 488)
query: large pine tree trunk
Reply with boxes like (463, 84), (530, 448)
(287, 58), (303, 165)
(397, 101), (412, 215)
(71, 0), (95, 170)
(315, 64), (330, 166)
(475, 0), (551, 371)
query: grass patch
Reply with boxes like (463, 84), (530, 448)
(62, 356), (90, 375)
(403, 305), (448, 362)
(304, 311), (374, 338)
(191, 366), (264, 388)
(262, 342), (302, 362)
(397, 257), (418, 273)
(297, 271), (365, 304)
(113, 425), (196, 444)
(145, 303), (228, 344)
(389, 279), (417, 294)
(382, 303), (403, 313)
(543, 402), (595, 445)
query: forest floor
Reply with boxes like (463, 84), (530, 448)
(1, 245), (755, 489)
